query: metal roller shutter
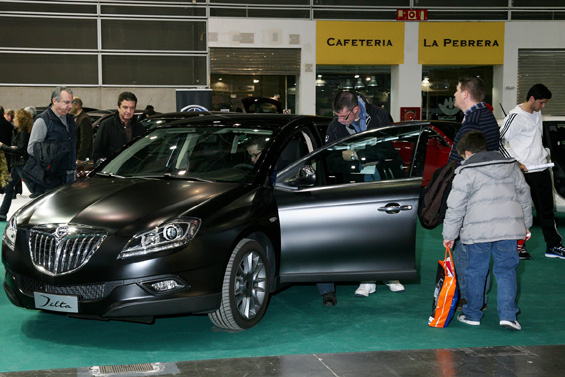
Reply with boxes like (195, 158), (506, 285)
(518, 49), (565, 115)
(210, 47), (301, 75)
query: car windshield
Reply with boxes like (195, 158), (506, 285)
(99, 127), (274, 183)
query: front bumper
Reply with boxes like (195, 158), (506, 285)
(3, 268), (221, 321)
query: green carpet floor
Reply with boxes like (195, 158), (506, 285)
(1, 216), (565, 373)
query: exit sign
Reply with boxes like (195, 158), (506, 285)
(397, 9), (428, 21)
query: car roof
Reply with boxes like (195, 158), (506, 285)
(156, 113), (331, 131)
(393, 119), (461, 141)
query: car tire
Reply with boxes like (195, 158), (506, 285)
(208, 238), (271, 330)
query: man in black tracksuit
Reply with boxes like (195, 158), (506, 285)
(93, 91), (144, 162)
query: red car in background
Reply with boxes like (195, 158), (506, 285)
(392, 120), (461, 186)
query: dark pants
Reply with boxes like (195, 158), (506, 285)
(0, 166), (31, 216)
(525, 169), (563, 249)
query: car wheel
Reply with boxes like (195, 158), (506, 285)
(208, 238), (271, 330)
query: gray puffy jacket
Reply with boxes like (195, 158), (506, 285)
(442, 151), (533, 244)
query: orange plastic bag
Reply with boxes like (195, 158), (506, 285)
(428, 246), (459, 328)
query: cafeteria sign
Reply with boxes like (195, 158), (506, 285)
(317, 21), (404, 65)
(419, 22), (504, 65)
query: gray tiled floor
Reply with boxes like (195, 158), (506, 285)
(2, 345), (564, 377)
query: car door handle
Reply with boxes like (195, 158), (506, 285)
(378, 204), (413, 214)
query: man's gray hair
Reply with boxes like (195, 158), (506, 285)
(51, 86), (73, 102)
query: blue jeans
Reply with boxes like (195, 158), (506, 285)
(463, 240), (519, 322)
(317, 283), (335, 295)
(454, 240), (489, 304)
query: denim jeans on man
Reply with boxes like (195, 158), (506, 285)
(463, 240), (519, 323)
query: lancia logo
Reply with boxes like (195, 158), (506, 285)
(54, 226), (69, 240)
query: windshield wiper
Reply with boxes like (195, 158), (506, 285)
(95, 172), (126, 178)
(136, 174), (212, 182)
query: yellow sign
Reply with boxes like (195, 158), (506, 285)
(419, 22), (504, 65)
(316, 21), (404, 65)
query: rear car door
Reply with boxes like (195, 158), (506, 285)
(274, 124), (427, 284)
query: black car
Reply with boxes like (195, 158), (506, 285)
(3, 113), (435, 330)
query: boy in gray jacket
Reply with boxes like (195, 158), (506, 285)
(443, 131), (532, 331)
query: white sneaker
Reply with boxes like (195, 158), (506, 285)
(355, 283), (376, 297)
(384, 280), (405, 292)
(500, 320), (521, 331)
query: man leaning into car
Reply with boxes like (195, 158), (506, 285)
(317, 90), (404, 307)
(92, 91), (144, 162)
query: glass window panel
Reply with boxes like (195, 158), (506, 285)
(0, 2), (96, 13)
(315, 0), (408, 5)
(513, 0), (564, 5)
(416, 0), (508, 6)
(0, 53), (98, 84)
(247, 9), (310, 18)
(101, 19), (206, 51)
(420, 66), (493, 121)
(0, 16), (97, 49)
(101, 5), (206, 17)
(512, 12), (565, 20)
(210, 0), (309, 4)
(314, 10), (396, 20)
(102, 55), (207, 86)
(315, 67), (391, 117)
(210, 8), (248, 17)
(426, 11), (508, 20)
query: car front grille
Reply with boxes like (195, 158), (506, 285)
(15, 273), (106, 300)
(29, 224), (107, 276)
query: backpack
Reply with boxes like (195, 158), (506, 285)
(418, 160), (458, 230)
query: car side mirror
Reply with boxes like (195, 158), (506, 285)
(289, 165), (316, 188)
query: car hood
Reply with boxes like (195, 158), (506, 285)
(16, 178), (242, 234)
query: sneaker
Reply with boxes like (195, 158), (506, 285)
(384, 280), (405, 292)
(500, 320), (521, 331)
(457, 314), (480, 326)
(518, 243), (532, 260)
(546, 246), (565, 259)
(354, 283), (376, 297)
(322, 292), (337, 307)
(0, 215), (6, 222)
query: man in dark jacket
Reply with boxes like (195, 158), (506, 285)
(0, 106), (13, 146)
(24, 86), (77, 195)
(92, 91), (143, 162)
(317, 91), (403, 306)
(71, 96), (93, 162)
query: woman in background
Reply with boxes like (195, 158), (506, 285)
(0, 109), (33, 221)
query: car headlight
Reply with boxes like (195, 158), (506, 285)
(118, 218), (200, 259)
(3, 216), (17, 250)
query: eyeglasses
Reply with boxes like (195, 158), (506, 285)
(249, 151), (262, 159)
(333, 108), (354, 121)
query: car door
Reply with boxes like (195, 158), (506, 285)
(274, 124), (426, 284)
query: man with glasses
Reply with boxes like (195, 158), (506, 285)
(24, 86), (77, 195)
(318, 90), (403, 306)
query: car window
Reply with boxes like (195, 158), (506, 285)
(277, 124), (423, 189)
(99, 127), (273, 183)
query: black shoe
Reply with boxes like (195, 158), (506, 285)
(0, 215), (6, 221)
(456, 298), (467, 312)
(322, 292), (337, 307)
(519, 250), (532, 260)
(546, 246), (565, 259)
(519, 243), (532, 260)
(29, 193), (39, 199)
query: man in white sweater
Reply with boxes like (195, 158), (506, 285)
(499, 83), (565, 259)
